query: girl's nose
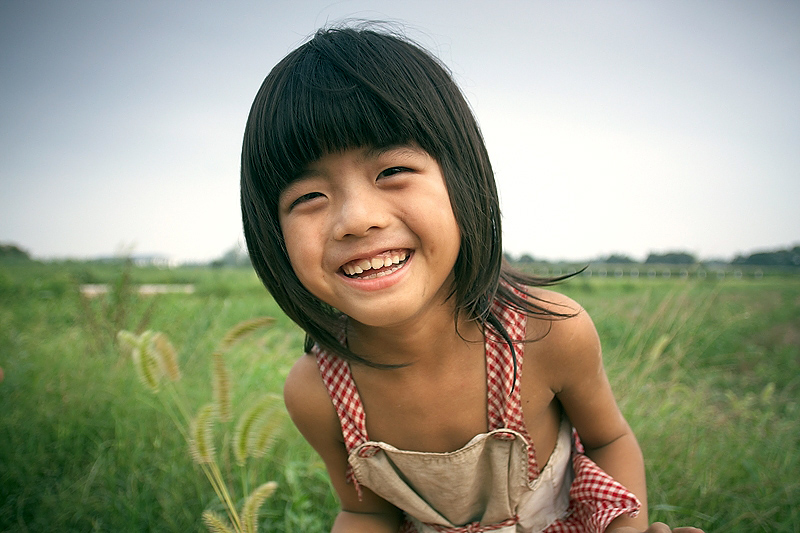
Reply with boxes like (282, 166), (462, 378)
(332, 190), (390, 240)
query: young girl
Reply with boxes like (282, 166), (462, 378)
(240, 26), (703, 533)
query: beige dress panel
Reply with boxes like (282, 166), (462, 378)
(349, 417), (573, 532)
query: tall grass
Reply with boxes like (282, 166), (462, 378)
(0, 262), (335, 531)
(1, 262), (797, 531)
(119, 318), (283, 533)
(561, 279), (800, 530)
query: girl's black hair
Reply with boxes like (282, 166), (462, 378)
(241, 25), (577, 367)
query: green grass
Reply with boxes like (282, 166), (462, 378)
(560, 278), (800, 530)
(1, 262), (797, 531)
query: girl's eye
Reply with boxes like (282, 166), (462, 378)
(289, 191), (324, 210)
(378, 167), (412, 179)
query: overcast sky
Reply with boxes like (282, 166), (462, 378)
(1, 0), (798, 263)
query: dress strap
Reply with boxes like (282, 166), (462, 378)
(313, 344), (369, 495)
(313, 344), (368, 453)
(485, 293), (540, 479)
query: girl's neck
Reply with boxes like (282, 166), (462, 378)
(346, 304), (483, 369)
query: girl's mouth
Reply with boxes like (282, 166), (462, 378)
(341, 250), (410, 280)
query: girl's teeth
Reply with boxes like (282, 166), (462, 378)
(343, 250), (409, 278)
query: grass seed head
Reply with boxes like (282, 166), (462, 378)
(116, 330), (139, 355)
(152, 332), (181, 381)
(132, 331), (162, 392)
(201, 510), (235, 533)
(190, 404), (217, 464)
(234, 394), (282, 464)
(249, 404), (284, 460)
(218, 317), (275, 353)
(242, 481), (278, 533)
(212, 351), (232, 422)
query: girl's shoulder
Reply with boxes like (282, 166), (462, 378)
(520, 286), (590, 338)
(283, 353), (343, 444)
(519, 287), (603, 390)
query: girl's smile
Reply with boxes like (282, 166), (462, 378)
(336, 249), (413, 295)
(340, 249), (409, 279)
(278, 145), (461, 330)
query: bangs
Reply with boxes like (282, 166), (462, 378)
(245, 30), (445, 196)
(273, 59), (414, 179)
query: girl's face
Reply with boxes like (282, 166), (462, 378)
(278, 145), (461, 330)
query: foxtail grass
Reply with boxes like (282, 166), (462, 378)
(212, 317), (275, 423)
(118, 316), (284, 533)
(153, 331), (181, 381)
(190, 404), (217, 464)
(234, 394), (284, 465)
(203, 510), (236, 533)
(212, 351), (232, 423)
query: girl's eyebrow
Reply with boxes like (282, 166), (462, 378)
(291, 168), (321, 181)
(280, 174), (316, 204)
(289, 144), (425, 185)
(280, 169), (322, 205)
(287, 162), (327, 187)
(294, 144), (424, 178)
(363, 144), (425, 161)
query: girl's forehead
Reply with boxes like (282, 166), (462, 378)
(305, 143), (431, 170)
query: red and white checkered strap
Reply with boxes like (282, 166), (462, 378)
(314, 344), (367, 451)
(313, 343), (367, 493)
(486, 295), (539, 480)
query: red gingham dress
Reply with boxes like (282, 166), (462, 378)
(313, 296), (640, 532)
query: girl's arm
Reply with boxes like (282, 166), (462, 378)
(544, 305), (648, 530)
(538, 293), (701, 532)
(283, 354), (403, 533)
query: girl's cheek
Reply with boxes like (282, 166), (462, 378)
(279, 226), (301, 267)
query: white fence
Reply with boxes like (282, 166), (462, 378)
(80, 284), (195, 297)
(525, 266), (775, 280)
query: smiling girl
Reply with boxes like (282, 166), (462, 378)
(240, 26), (703, 533)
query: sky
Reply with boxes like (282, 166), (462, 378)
(1, 0), (798, 263)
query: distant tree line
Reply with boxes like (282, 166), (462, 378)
(644, 252), (696, 264)
(0, 243), (30, 261)
(210, 243), (252, 268)
(505, 245), (800, 267)
(732, 246), (800, 267)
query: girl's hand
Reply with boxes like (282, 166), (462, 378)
(609, 524), (704, 533)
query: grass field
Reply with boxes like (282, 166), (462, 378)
(1, 261), (798, 532)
